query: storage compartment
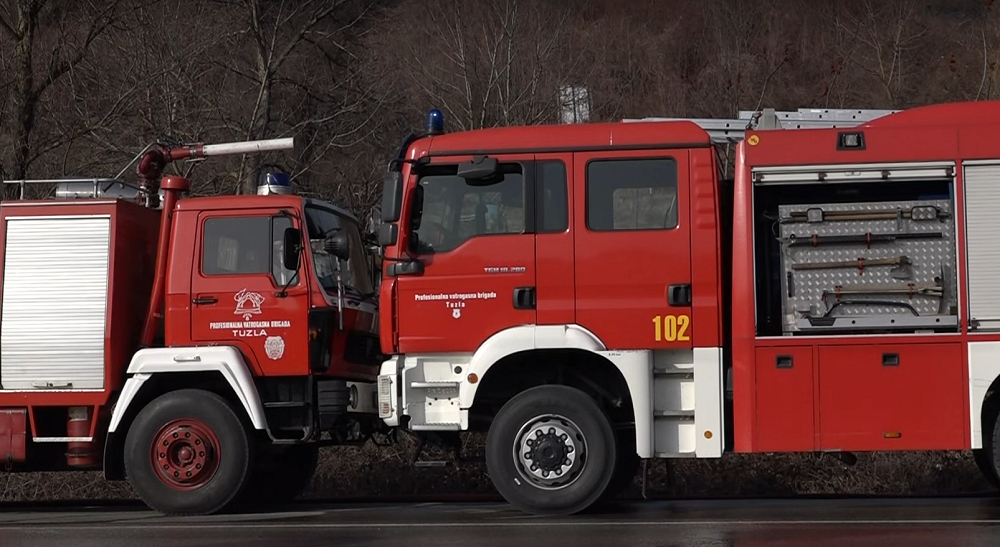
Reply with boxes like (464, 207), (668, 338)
(0, 200), (159, 392)
(751, 171), (958, 336)
(817, 343), (965, 451)
(754, 346), (815, 452)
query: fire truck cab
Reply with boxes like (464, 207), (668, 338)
(375, 101), (1000, 515)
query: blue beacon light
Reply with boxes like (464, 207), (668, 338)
(257, 169), (293, 195)
(425, 108), (445, 135)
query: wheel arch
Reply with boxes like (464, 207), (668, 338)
(468, 347), (636, 426)
(103, 346), (268, 481)
(461, 324), (607, 407)
(980, 376), (1000, 450)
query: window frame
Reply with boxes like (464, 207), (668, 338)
(584, 156), (680, 232)
(408, 160), (529, 254)
(535, 159), (569, 234)
(200, 213), (299, 288)
(303, 202), (374, 297)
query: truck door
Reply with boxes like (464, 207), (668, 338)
(189, 209), (309, 373)
(572, 150), (693, 350)
(394, 154), (536, 354)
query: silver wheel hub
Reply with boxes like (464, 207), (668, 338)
(514, 414), (586, 490)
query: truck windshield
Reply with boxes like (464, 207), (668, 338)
(304, 205), (373, 298)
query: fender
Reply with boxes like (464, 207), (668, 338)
(460, 324), (606, 408)
(107, 346), (268, 433)
(968, 341), (1000, 449)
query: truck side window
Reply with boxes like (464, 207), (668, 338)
(413, 163), (524, 253)
(537, 160), (568, 233)
(202, 215), (293, 285)
(585, 158), (679, 231)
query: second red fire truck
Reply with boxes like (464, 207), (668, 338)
(374, 99), (1000, 515)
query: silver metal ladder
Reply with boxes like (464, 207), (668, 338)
(622, 108), (900, 144)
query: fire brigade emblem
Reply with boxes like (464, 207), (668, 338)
(264, 336), (285, 360)
(452, 308), (461, 319)
(234, 288), (264, 320)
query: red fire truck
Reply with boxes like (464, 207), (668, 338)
(0, 137), (384, 515)
(375, 100), (1000, 515)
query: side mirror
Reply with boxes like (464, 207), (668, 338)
(324, 229), (350, 261)
(382, 170), (403, 222)
(378, 222), (398, 246)
(282, 227), (301, 271)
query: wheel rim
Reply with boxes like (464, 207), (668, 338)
(151, 419), (221, 490)
(513, 413), (587, 490)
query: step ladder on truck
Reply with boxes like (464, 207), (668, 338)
(374, 99), (1000, 515)
(0, 136), (385, 515)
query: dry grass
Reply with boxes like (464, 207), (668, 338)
(1, 432), (992, 503)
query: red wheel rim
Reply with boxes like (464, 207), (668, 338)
(150, 419), (221, 490)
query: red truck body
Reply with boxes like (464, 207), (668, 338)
(0, 138), (384, 515)
(375, 100), (1000, 515)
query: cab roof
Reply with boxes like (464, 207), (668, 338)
(176, 194), (360, 223)
(413, 119), (713, 157)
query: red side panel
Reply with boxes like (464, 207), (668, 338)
(534, 153), (575, 326)
(0, 408), (27, 463)
(818, 343), (965, 451)
(378, 276), (397, 355)
(730, 142), (757, 452)
(755, 346), (815, 452)
(107, 201), (160, 387)
(689, 148), (723, 347)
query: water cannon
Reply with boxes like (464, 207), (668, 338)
(425, 108), (445, 136)
(133, 136), (295, 207)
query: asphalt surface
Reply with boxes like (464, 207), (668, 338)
(2, 496), (1000, 546)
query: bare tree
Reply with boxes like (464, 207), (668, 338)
(835, 0), (929, 107)
(0, 0), (124, 183)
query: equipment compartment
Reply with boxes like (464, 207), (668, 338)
(774, 198), (957, 334)
(816, 343), (965, 451)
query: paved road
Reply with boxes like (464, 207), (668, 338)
(2, 496), (1000, 546)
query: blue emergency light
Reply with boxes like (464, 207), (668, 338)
(257, 169), (293, 195)
(425, 108), (444, 135)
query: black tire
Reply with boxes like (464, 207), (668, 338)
(989, 411), (1000, 490)
(485, 385), (617, 515)
(124, 389), (252, 515)
(241, 444), (320, 504)
(973, 447), (999, 489)
(599, 427), (641, 502)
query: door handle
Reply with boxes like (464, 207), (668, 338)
(512, 287), (536, 310)
(667, 284), (691, 307)
(192, 297), (218, 305)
